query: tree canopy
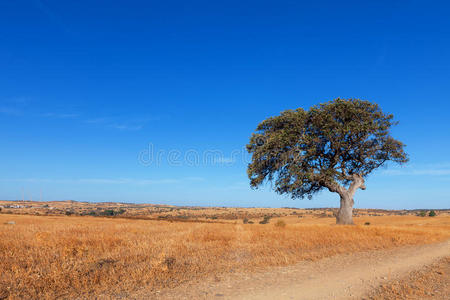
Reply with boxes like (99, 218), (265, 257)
(246, 98), (408, 224)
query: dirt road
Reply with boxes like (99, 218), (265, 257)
(144, 240), (449, 300)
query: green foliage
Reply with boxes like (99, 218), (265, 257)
(99, 209), (126, 216)
(429, 210), (436, 217)
(101, 209), (115, 216)
(418, 211), (427, 217)
(247, 98), (408, 199)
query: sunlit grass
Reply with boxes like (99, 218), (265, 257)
(1, 214), (449, 299)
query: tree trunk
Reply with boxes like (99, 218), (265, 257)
(336, 193), (354, 225)
(324, 174), (364, 225)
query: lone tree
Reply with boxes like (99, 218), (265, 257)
(247, 98), (408, 224)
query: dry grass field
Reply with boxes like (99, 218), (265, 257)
(1, 210), (449, 299)
(368, 257), (450, 299)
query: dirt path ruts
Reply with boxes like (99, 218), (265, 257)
(140, 240), (450, 300)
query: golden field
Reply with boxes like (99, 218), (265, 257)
(1, 212), (449, 299)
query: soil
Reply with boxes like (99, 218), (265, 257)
(132, 240), (450, 299)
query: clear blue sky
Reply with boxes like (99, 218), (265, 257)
(1, 1), (449, 209)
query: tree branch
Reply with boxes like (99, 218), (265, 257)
(322, 180), (346, 196)
(348, 174), (365, 196)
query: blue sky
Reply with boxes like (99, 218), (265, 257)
(1, 1), (449, 209)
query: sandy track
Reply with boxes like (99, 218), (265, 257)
(141, 240), (450, 300)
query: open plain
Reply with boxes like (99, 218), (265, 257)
(1, 201), (449, 299)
